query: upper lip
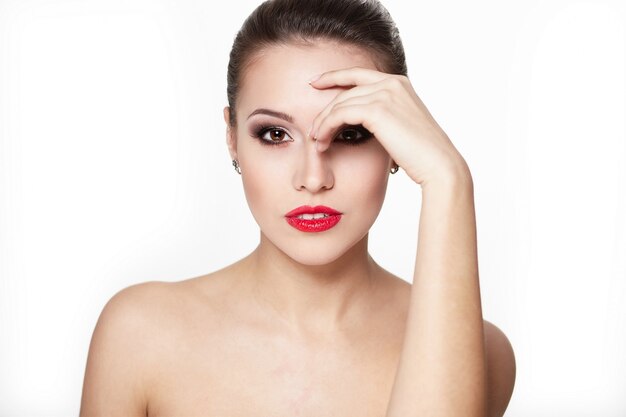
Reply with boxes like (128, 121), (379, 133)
(285, 205), (342, 217)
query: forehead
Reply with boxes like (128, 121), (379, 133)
(237, 41), (379, 120)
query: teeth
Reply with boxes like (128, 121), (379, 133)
(297, 213), (329, 220)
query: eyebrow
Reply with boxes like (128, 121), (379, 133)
(246, 108), (294, 123)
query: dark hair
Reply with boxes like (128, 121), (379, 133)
(226, 0), (408, 127)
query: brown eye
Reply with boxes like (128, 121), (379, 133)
(268, 129), (285, 142)
(334, 125), (373, 146)
(253, 126), (294, 146)
(338, 128), (360, 141)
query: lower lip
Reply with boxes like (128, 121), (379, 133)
(285, 215), (342, 232)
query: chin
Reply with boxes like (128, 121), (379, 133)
(283, 246), (348, 266)
(266, 227), (369, 267)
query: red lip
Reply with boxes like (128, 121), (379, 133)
(284, 205), (343, 233)
(284, 205), (342, 217)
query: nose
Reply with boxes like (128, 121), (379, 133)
(293, 138), (334, 193)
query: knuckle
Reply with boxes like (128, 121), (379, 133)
(393, 73), (408, 82)
(385, 76), (404, 89)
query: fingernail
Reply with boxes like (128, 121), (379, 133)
(308, 74), (321, 84)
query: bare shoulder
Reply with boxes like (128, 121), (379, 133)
(483, 319), (516, 417)
(80, 280), (196, 417)
(90, 280), (188, 335)
(80, 281), (165, 416)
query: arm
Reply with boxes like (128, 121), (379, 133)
(385, 163), (487, 417)
(308, 67), (509, 416)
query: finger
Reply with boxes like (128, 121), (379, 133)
(314, 99), (380, 152)
(310, 80), (388, 140)
(309, 66), (391, 89)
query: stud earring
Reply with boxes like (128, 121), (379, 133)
(390, 163), (399, 174)
(232, 159), (241, 175)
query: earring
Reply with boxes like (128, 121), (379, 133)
(232, 159), (241, 174)
(390, 163), (399, 174)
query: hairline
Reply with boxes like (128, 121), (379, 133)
(230, 36), (392, 128)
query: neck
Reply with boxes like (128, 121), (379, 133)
(238, 231), (382, 338)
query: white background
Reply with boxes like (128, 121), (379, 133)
(1, 0), (625, 415)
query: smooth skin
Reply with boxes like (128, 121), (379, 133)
(309, 63), (509, 417)
(80, 40), (515, 416)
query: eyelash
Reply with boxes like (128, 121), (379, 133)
(251, 124), (373, 147)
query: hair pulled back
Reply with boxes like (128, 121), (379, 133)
(226, 0), (408, 127)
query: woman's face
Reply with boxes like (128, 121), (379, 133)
(225, 40), (393, 266)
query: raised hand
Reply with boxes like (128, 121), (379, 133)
(308, 67), (470, 186)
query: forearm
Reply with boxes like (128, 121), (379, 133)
(386, 164), (487, 417)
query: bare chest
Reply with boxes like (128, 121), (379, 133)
(146, 320), (403, 417)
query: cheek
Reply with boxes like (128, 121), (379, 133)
(237, 137), (390, 223)
(338, 147), (391, 210)
(237, 143), (290, 221)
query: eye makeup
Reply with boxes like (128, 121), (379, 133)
(249, 123), (373, 147)
(250, 124), (294, 146)
(333, 125), (373, 146)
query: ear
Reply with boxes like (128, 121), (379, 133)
(223, 106), (238, 161)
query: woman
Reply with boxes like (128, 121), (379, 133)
(80, 0), (516, 416)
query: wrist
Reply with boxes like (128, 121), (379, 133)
(421, 157), (473, 192)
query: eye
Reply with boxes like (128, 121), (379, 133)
(333, 125), (373, 146)
(253, 125), (294, 146)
